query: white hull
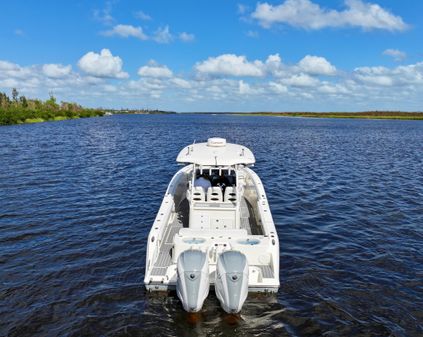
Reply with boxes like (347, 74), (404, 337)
(144, 139), (280, 312)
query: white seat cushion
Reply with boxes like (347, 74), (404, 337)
(178, 228), (247, 237)
(207, 186), (223, 202)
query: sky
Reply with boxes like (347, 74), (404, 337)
(0, 0), (422, 112)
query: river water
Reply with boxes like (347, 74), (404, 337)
(1, 114), (422, 336)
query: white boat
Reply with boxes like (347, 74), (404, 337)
(144, 138), (280, 313)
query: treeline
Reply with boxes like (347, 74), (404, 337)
(104, 108), (175, 115)
(0, 88), (104, 126)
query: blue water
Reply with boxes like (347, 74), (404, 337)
(1, 114), (422, 336)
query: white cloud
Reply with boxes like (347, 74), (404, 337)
(252, 0), (408, 31)
(0, 78), (20, 88)
(238, 80), (264, 95)
(383, 49), (406, 62)
(0, 60), (19, 71)
(179, 32), (195, 42)
(195, 54), (265, 77)
(42, 64), (72, 78)
(354, 66), (395, 86)
(395, 63), (423, 85)
(318, 83), (349, 94)
(269, 81), (288, 93)
(265, 53), (283, 75)
(353, 63), (423, 87)
(93, 1), (114, 25)
(171, 78), (191, 88)
(102, 24), (148, 40)
(298, 55), (336, 75)
(134, 10), (152, 21)
(239, 80), (252, 94)
(246, 30), (259, 38)
(2, 51), (423, 112)
(78, 49), (129, 79)
(100, 18), (193, 45)
(238, 4), (249, 15)
(102, 84), (118, 93)
(194, 53), (335, 80)
(153, 26), (173, 43)
(0, 61), (33, 79)
(284, 73), (319, 87)
(138, 61), (173, 78)
(207, 85), (223, 94)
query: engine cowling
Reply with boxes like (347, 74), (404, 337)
(176, 250), (209, 312)
(215, 250), (249, 313)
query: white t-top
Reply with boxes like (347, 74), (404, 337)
(177, 138), (255, 166)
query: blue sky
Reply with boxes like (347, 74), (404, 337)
(0, 0), (422, 112)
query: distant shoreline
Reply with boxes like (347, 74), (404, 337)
(4, 109), (423, 127)
(184, 111), (423, 120)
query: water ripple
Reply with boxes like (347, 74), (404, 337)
(1, 115), (422, 336)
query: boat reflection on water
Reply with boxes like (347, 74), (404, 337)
(143, 290), (283, 335)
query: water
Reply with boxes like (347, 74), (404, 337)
(1, 114), (422, 336)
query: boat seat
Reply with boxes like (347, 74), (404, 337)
(178, 228), (248, 238)
(192, 186), (205, 202)
(207, 186), (223, 202)
(224, 186), (237, 202)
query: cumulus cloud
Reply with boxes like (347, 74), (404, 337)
(252, 0), (408, 31)
(153, 26), (173, 43)
(0, 58), (110, 99)
(179, 32), (195, 42)
(194, 53), (337, 79)
(284, 73), (319, 87)
(265, 54), (285, 76)
(1, 51), (423, 112)
(195, 54), (265, 77)
(93, 1), (114, 25)
(269, 81), (288, 93)
(102, 24), (148, 40)
(0, 60), (20, 71)
(0, 61), (33, 79)
(138, 61), (173, 78)
(194, 54), (287, 77)
(318, 83), (349, 94)
(171, 78), (191, 88)
(298, 55), (336, 75)
(134, 10), (152, 21)
(383, 49), (406, 62)
(354, 63), (423, 87)
(354, 67), (394, 86)
(78, 49), (129, 79)
(239, 80), (252, 94)
(42, 64), (72, 78)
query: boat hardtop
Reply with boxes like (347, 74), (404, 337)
(177, 137), (255, 166)
(144, 137), (280, 313)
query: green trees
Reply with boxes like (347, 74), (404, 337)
(0, 88), (104, 125)
(12, 88), (19, 103)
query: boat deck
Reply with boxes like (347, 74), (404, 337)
(150, 197), (274, 279)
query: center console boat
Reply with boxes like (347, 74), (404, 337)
(144, 138), (279, 313)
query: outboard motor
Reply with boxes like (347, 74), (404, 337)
(176, 250), (209, 312)
(215, 251), (249, 313)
